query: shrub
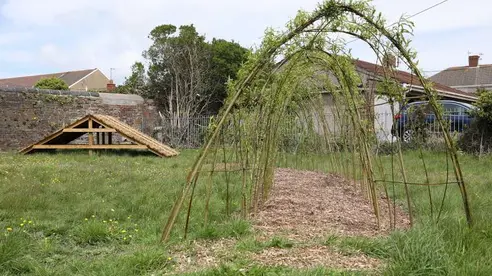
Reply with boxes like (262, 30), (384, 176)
(459, 89), (492, 154)
(34, 77), (69, 90)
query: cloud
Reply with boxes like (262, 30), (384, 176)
(0, 0), (491, 84)
(0, 50), (33, 63)
(0, 31), (33, 46)
(372, 0), (492, 33)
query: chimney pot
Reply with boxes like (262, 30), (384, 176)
(383, 54), (397, 68)
(106, 80), (116, 92)
(469, 55), (480, 67)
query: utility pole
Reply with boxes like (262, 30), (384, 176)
(110, 68), (116, 80)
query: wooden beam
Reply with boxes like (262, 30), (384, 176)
(63, 128), (117, 133)
(19, 115), (94, 154)
(32, 145), (148, 150)
(88, 119), (94, 156)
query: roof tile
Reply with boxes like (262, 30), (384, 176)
(355, 60), (471, 97)
(0, 69), (96, 88)
(430, 64), (492, 87)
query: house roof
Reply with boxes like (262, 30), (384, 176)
(0, 69), (98, 89)
(429, 64), (492, 87)
(354, 60), (477, 102)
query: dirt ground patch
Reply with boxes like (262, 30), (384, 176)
(253, 168), (410, 242)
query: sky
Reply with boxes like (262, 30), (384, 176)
(0, 0), (491, 84)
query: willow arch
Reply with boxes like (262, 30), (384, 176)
(161, 0), (472, 242)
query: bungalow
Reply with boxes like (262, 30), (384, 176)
(318, 57), (477, 141)
(0, 68), (113, 92)
(430, 55), (492, 93)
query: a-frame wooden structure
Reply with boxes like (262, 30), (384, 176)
(20, 114), (179, 157)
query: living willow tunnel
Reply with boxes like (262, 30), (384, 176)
(161, 0), (472, 242)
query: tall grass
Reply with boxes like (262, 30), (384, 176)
(280, 150), (492, 275)
(0, 150), (248, 275)
(1, 150), (492, 274)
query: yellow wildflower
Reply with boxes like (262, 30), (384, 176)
(121, 230), (126, 233)
(84, 218), (88, 221)
(20, 223), (24, 227)
(6, 227), (12, 232)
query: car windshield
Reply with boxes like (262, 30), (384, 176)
(401, 101), (475, 115)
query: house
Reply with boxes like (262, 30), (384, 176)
(0, 68), (113, 92)
(430, 55), (492, 93)
(317, 57), (477, 141)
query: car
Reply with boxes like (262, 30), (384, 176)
(391, 100), (476, 142)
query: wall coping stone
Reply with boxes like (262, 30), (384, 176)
(0, 86), (100, 97)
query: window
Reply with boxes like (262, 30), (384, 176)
(443, 103), (465, 115)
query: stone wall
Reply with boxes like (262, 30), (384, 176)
(0, 87), (160, 151)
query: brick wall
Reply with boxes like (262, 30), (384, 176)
(0, 87), (160, 151)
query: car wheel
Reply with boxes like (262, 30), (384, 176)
(402, 129), (413, 143)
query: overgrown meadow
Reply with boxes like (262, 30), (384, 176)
(1, 150), (492, 275)
(0, 150), (249, 275)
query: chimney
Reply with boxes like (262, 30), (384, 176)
(383, 53), (397, 68)
(106, 80), (116, 92)
(468, 55), (480, 67)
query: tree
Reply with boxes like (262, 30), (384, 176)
(472, 89), (492, 123)
(145, 24), (211, 118)
(142, 24), (214, 146)
(124, 24), (249, 114)
(207, 39), (249, 113)
(459, 89), (492, 153)
(119, 24), (249, 145)
(34, 77), (69, 90)
(116, 62), (147, 95)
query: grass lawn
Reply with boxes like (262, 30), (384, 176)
(1, 149), (492, 275)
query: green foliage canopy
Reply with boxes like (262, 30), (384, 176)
(473, 89), (492, 123)
(459, 89), (492, 154)
(120, 24), (249, 115)
(208, 39), (249, 111)
(116, 62), (147, 95)
(34, 77), (69, 90)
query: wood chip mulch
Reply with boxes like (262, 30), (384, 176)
(253, 168), (410, 241)
(169, 168), (410, 274)
(251, 245), (381, 270)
